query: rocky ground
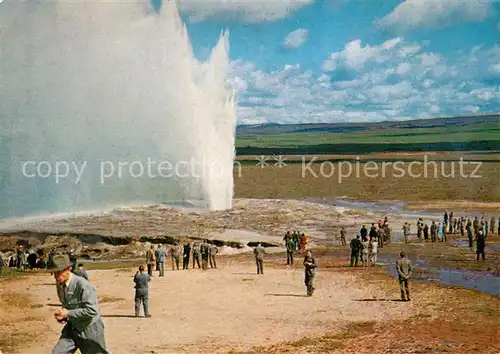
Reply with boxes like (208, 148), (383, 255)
(0, 198), (466, 261)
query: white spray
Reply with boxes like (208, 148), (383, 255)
(0, 0), (237, 218)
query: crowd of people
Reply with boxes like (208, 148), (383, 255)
(0, 245), (49, 271)
(338, 217), (391, 268)
(2, 211), (496, 353)
(338, 212), (499, 263)
(411, 212), (498, 260)
(144, 239), (219, 277)
(412, 212), (498, 247)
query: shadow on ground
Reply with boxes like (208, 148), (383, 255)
(354, 299), (405, 302)
(265, 293), (308, 298)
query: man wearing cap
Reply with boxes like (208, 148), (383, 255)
(50, 254), (108, 354)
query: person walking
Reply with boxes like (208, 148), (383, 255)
(253, 243), (265, 274)
(49, 255), (108, 354)
(133, 265), (151, 318)
(396, 252), (413, 302)
(303, 250), (317, 296)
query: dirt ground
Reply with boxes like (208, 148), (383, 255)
(1, 252), (498, 354)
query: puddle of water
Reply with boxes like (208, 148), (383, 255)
(301, 197), (440, 218)
(383, 261), (499, 297)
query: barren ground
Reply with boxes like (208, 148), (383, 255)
(1, 252), (499, 354)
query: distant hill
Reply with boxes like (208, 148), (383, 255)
(236, 113), (500, 135)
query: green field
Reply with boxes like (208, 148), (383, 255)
(235, 119), (500, 155)
(236, 123), (500, 148)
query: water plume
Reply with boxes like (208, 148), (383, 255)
(0, 0), (237, 219)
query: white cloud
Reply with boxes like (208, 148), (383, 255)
(231, 77), (248, 92)
(376, 0), (495, 33)
(398, 44), (421, 57)
(462, 105), (481, 114)
(179, 0), (313, 23)
(229, 40), (500, 124)
(430, 105), (440, 113)
(283, 28), (308, 49)
(491, 63), (500, 74)
(422, 79), (433, 88)
(395, 62), (412, 75)
(323, 37), (403, 72)
(381, 37), (402, 50)
(419, 53), (442, 66)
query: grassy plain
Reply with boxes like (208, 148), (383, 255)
(237, 123), (500, 148)
(234, 122), (500, 206)
(235, 121), (500, 154)
(233, 153), (500, 207)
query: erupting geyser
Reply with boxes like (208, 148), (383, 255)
(0, 0), (237, 218)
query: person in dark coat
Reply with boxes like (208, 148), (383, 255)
(476, 231), (486, 261)
(349, 235), (363, 267)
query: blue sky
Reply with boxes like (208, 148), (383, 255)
(177, 0), (500, 124)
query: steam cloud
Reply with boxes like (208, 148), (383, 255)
(0, 0), (237, 218)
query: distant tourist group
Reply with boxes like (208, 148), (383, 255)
(145, 239), (219, 277)
(412, 212), (497, 260)
(338, 217), (391, 267)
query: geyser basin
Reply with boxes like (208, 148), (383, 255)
(0, 0), (237, 218)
